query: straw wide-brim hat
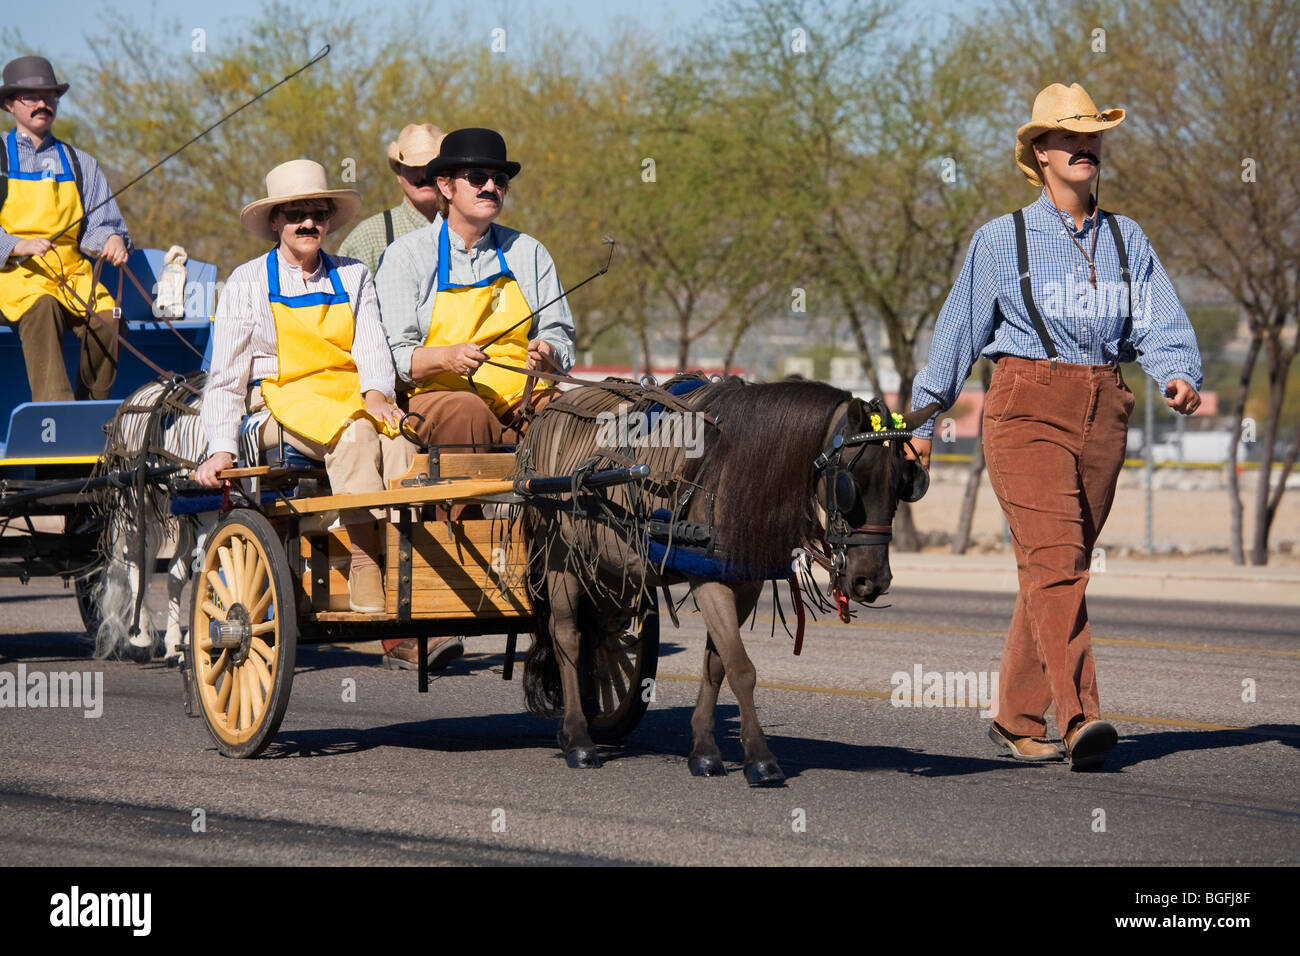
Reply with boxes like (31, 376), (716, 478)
(240, 159), (361, 241)
(1016, 83), (1125, 187)
(386, 123), (445, 173)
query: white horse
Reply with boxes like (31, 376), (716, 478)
(93, 374), (210, 661)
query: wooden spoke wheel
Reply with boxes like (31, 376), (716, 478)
(187, 510), (296, 758)
(582, 590), (660, 744)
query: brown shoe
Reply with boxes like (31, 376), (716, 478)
(1063, 718), (1118, 771)
(382, 636), (464, 671)
(988, 722), (1063, 761)
(348, 566), (385, 613)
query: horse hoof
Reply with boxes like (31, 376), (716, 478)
(688, 754), (727, 777)
(743, 759), (786, 787)
(121, 643), (153, 664)
(565, 748), (602, 769)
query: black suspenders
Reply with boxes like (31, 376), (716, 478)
(1105, 212), (1134, 348)
(1010, 207), (1134, 364)
(1011, 209), (1057, 362)
(382, 208), (394, 247)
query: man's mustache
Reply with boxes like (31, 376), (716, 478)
(1069, 151), (1101, 166)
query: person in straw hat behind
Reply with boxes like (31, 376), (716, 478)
(908, 83), (1203, 770)
(195, 159), (414, 614)
(339, 122), (446, 278)
(0, 55), (131, 402)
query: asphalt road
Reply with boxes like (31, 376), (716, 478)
(0, 578), (1296, 866)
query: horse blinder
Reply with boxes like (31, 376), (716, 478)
(898, 457), (930, 503)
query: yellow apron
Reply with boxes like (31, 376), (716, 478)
(409, 220), (551, 417)
(259, 250), (396, 446)
(0, 129), (116, 321)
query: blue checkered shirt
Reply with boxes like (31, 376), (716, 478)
(910, 191), (1202, 438)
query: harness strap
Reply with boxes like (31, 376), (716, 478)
(383, 208), (394, 247)
(1012, 208), (1058, 363)
(47, 265), (201, 397)
(481, 359), (715, 420)
(115, 257), (206, 360)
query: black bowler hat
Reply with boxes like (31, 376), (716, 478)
(427, 128), (521, 179)
(0, 56), (70, 104)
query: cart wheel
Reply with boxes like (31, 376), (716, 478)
(187, 510), (296, 758)
(583, 589), (659, 743)
(74, 564), (104, 639)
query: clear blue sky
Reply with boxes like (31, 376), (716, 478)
(5, 0), (979, 69)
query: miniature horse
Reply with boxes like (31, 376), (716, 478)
(519, 376), (937, 785)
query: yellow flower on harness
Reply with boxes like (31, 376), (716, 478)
(871, 412), (907, 432)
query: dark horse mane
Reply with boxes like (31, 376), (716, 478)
(687, 377), (851, 577)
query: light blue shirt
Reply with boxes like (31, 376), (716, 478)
(910, 191), (1202, 438)
(375, 216), (576, 388)
(0, 127), (130, 263)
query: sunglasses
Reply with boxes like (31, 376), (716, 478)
(457, 168), (510, 189)
(16, 92), (59, 107)
(279, 206), (332, 223)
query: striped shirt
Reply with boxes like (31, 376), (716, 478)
(0, 127), (130, 262)
(337, 198), (432, 278)
(202, 249), (396, 457)
(375, 217), (576, 388)
(910, 191), (1202, 438)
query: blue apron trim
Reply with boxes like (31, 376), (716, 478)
(436, 219), (515, 291)
(5, 129), (74, 182)
(265, 249), (350, 306)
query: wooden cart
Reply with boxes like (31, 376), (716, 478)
(179, 451), (659, 758)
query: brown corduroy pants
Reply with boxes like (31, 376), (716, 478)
(16, 295), (119, 401)
(982, 357), (1135, 740)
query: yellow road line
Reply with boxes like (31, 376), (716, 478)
(653, 672), (1282, 735)
(709, 611), (1300, 657)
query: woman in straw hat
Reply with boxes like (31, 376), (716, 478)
(907, 83), (1203, 770)
(194, 159), (413, 614)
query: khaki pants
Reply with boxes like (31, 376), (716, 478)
(249, 385), (414, 522)
(16, 295), (119, 401)
(982, 358), (1134, 740)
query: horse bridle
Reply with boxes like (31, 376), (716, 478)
(813, 426), (915, 550)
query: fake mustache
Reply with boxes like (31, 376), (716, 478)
(294, 227), (320, 237)
(32, 109), (53, 119)
(477, 191), (500, 201)
(1069, 151), (1101, 166)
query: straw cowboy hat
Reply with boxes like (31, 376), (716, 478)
(1, 56), (70, 104)
(1016, 83), (1125, 187)
(240, 159), (361, 241)
(386, 123), (446, 173)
